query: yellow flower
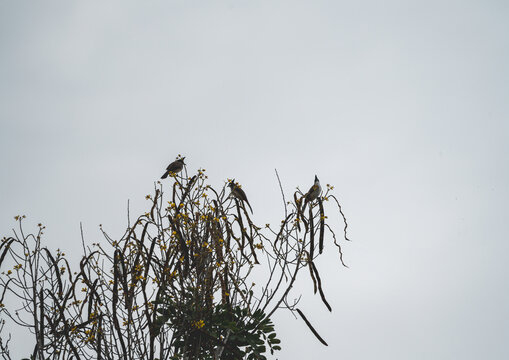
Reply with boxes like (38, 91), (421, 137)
(193, 320), (205, 329)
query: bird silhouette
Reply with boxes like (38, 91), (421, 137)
(302, 175), (321, 212)
(161, 157), (186, 179)
(228, 179), (253, 213)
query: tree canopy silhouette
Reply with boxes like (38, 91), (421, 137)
(0, 163), (349, 360)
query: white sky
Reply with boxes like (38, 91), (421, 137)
(1, 1), (508, 359)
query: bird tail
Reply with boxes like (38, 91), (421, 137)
(161, 172), (168, 179)
(246, 200), (253, 214)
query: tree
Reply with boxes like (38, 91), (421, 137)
(0, 165), (349, 360)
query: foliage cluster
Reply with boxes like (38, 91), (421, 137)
(0, 166), (349, 360)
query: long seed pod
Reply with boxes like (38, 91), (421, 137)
(150, 189), (160, 221)
(44, 248), (63, 297)
(296, 308), (328, 346)
(144, 234), (157, 280)
(97, 316), (103, 360)
(275, 213), (293, 246)
(0, 238), (14, 269)
(318, 198), (325, 254)
(233, 205), (258, 264)
(39, 289), (45, 355)
(140, 221), (149, 246)
(0, 278), (13, 304)
(124, 219), (141, 253)
(294, 192), (302, 232)
(87, 279), (100, 319)
(115, 251), (129, 306)
(180, 175), (197, 204)
(305, 251), (317, 294)
(172, 180), (178, 207)
(309, 206), (315, 260)
(112, 250), (120, 311)
(234, 201), (246, 249)
(112, 251), (127, 359)
(311, 262), (332, 312)
(168, 215), (189, 276)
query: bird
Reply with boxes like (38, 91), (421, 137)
(161, 157), (186, 179)
(228, 179), (253, 213)
(302, 175), (321, 212)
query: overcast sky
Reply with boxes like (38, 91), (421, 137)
(1, 1), (508, 359)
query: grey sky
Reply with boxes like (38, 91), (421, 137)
(1, 1), (508, 359)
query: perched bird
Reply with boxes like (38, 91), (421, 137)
(228, 179), (253, 213)
(161, 157), (186, 179)
(302, 175), (321, 211)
